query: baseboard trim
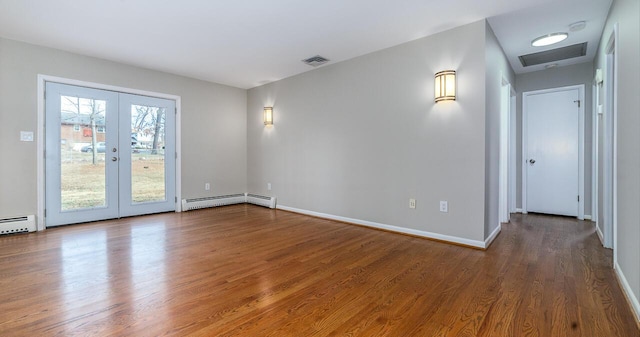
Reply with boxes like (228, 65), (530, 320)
(515, 208), (523, 213)
(276, 205), (489, 249)
(595, 224), (604, 245)
(614, 262), (640, 323)
(583, 214), (592, 220)
(485, 224), (502, 248)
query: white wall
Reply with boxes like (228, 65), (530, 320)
(0, 38), (248, 220)
(247, 20), (505, 245)
(593, 0), (640, 320)
(484, 22), (516, 237)
(515, 62), (594, 215)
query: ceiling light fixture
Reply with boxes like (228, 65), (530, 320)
(531, 32), (568, 47)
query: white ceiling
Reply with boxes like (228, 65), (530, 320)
(488, 0), (612, 74)
(0, 0), (611, 89)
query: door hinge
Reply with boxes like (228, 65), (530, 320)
(175, 152), (178, 159)
(44, 209), (46, 217)
(577, 195), (580, 202)
(574, 100), (581, 108)
(175, 197), (178, 203)
(175, 107), (177, 114)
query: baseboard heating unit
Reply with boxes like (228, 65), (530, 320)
(0, 215), (36, 235)
(182, 193), (276, 211)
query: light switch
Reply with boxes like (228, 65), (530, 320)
(20, 131), (34, 142)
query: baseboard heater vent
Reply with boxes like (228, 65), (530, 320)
(246, 194), (277, 209)
(0, 215), (36, 235)
(182, 193), (276, 211)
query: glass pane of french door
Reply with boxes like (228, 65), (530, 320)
(130, 104), (166, 203)
(45, 82), (119, 226)
(118, 93), (176, 217)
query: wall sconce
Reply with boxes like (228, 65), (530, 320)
(263, 107), (273, 125)
(434, 70), (456, 102)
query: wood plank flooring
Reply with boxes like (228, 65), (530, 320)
(0, 205), (637, 336)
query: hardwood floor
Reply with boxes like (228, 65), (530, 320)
(0, 205), (637, 336)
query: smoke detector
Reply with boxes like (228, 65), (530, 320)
(569, 21), (587, 32)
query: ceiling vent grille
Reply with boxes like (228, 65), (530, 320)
(518, 42), (587, 67)
(302, 55), (330, 67)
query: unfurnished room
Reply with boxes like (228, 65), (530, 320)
(0, 0), (638, 336)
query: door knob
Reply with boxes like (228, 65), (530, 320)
(529, 159), (536, 164)
(111, 157), (118, 162)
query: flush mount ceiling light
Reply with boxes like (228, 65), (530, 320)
(531, 33), (568, 47)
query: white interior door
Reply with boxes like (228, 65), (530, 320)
(524, 87), (581, 217)
(45, 82), (175, 227)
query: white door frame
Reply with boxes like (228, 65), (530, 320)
(36, 74), (183, 230)
(602, 25), (618, 252)
(522, 84), (585, 220)
(592, 80), (601, 241)
(499, 75), (511, 224)
(509, 87), (517, 214)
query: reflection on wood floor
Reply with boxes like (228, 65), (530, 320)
(0, 204), (637, 336)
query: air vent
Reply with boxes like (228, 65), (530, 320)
(302, 55), (330, 67)
(519, 43), (587, 67)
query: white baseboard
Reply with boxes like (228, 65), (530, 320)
(614, 262), (640, 323)
(485, 224), (501, 247)
(584, 214), (592, 220)
(277, 205), (493, 249)
(515, 208), (523, 213)
(595, 224), (604, 245)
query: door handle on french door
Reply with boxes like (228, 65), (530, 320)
(111, 157), (118, 162)
(529, 159), (536, 165)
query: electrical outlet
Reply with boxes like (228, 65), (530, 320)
(440, 200), (448, 213)
(205, 183), (210, 191)
(409, 198), (416, 209)
(267, 183), (272, 191)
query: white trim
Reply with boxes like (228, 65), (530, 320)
(175, 96), (182, 212)
(36, 77), (45, 230)
(499, 77), (510, 224)
(608, 24), (619, 265)
(591, 82), (599, 227)
(509, 89), (517, 214)
(596, 223), (604, 245)
(485, 224), (502, 248)
(36, 74), (183, 228)
(522, 85), (585, 219)
(614, 262), (640, 322)
(515, 208), (523, 213)
(277, 205), (495, 249)
(583, 215), (592, 221)
(578, 86), (585, 220)
(602, 25), (618, 251)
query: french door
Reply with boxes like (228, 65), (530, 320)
(45, 82), (176, 227)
